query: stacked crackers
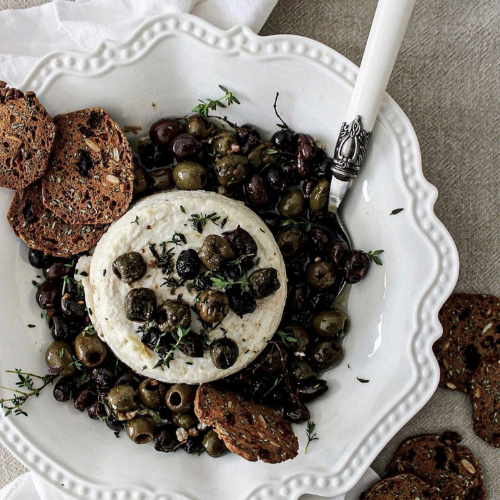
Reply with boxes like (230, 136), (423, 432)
(0, 82), (134, 257)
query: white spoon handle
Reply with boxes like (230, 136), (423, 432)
(347, 0), (416, 130)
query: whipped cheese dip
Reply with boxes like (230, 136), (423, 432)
(79, 191), (287, 384)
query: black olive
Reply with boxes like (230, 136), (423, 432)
(277, 228), (305, 258)
(198, 235), (235, 272)
(283, 394), (310, 423)
(227, 286), (257, 317)
(287, 284), (309, 313)
(112, 252), (147, 284)
(260, 212), (281, 235)
(53, 377), (76, 402)
(196, 290), (229, 323)
(343, 250), (370, 284)
(248, 268), (281, 300)
(306, 261), (336, 289)
(309, 339), (343, 371)
(303, 179), (316, 199)
(148, 167), (174, 192)
(309, 293), (335, 313)
(288, 306), (314, 329)
(169, 133), (201, 160)
(43, 261), (73, 281)
(114, 370), (142, 390)
(294, 158), (309, 179)
(296, 379), (328, 402)
(244, 174), (269, 208)
(140, 324), (164, 351)
(138, 138), (170, 169)
(105, 418), (123, 433)
(310, 149), (333, 181)
(183, 435), (204, 454)
(210, 338), (239, 369)
(220, 264), (244, 281)
(124, 288), (157, 323)
(282, 160), (299, 185)
(222, 226), (257, 268)
(271, 129), (295, 153)
(60, 293), (87, 322)
(157, 300), (191, 334)
(178, 332), (204, 358)
(92, 366), (116, 388)
(291, 359), (317, 381)
(51, 316), (79, 342)
(282, 325), (311, 354)
(306, 228), (331, 259)
(74, 383), (97, 412)
(261, 165), (288, 193)
(154, 424), (178, 452)
(328, 240), (349, 268)
(149, 118), (182, 147)
(259, 343), (288, 373)
(176, 249), (201, 280)
(236, 124), (261, 154)
(28, 248), (54, 269)
(88, 401), (107, 420)
(285, 259), (306, 284)
(297, 133), (316, 162)
(36, 281), (59, 309)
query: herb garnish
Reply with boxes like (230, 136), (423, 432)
(188, 212), (222, 234)
(364, 250), (384, 266)
(390, 208), (404, 216)
(279, 216), (310, 230)
(131, 215), (139, 225)
(210, 274), (249, 292)
(166, 232), (187, 246)
(0, 369), (58, 417)
(357, 377), (370, 383)
(153, 326), (192, 369)
(276, 329), (298, 348)
(149, 243), (175, 276)
(304, 420), (318, 453)
(27, 324), (36, 329)
(192, 85), (240, 118)
(161, 277), (184, 295)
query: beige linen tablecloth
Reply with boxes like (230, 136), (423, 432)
(1, 0), (499, 496)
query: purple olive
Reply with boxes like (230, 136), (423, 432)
(149, 118), (182, 147)
(169, 133), (201, 160)
(328, 241), (349, 268)
(297, 133), (316, 162)
(244, 174), (269, 208)
(43, 261), (73, 281)
(36, 281), (59, 309)
(343, 250), (370, 284)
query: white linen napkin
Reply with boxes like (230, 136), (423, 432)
(0, 1), (379, 498)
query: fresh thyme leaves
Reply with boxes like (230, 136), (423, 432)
(364, 250), (384, 266)
(188, 212), (222, 234)
(192, 85), (240, 118)
(153, 326), (192, 370)
(390, 208), (404, 216)
(131, 215), (139, 225)
(27, 324), (36, 328)
(279, 216), (310, 230)
(32, 280), (40, 288)
(265, 148), (278, 155)
(70, 358), (83, 370)
(276, 329), (298, 347)
(210, 274), (249, 292)
(149, 242), (175, 276)
(304, 420), (318, 453)
(166, 231), (187, 246)
(161, 277), (184, 295)
(357, 377), (370, 383)
(180, 206), (186, 214)
(0, 369), (58, 417)
(61, 275), (72, 296)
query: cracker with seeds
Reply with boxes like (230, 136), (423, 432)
(194, 384), (298, 464)
(8, 180), (108, 257)
(386, 431), (486, 500)
(360, 474), (442, 500)
(433, 293), (500, 392)
(41, 108), (134, 225)
(470, 358), (500, 447)
(0, 82), (55, 190)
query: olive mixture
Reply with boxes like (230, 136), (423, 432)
(30, 110), (373, 458)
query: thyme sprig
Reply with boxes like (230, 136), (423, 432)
(193, 85), (240, 118)
(276, 329), (298, 348)
(0, 369), (58, 417)
(364, 250), (384, 266)
(166, 232), (187, 246)
(188, 212), (222, 234)
(210, 274), (249, 292)
(305, 420), (318, 453)
(149, 242), (175, 276)
(153, 326), (192, 370)
(279, 216), (310, 230)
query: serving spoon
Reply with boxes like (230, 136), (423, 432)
(328, 0), (416, 299)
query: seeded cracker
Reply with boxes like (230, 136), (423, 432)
(41, 108), (134, 225)
(386, 431), (486, 500)
(0, 82), (55, 190)
(433, 293), (500, 393)
(470, 358), (500, 447)
(194, 384), (298, 464)
(360, 473), (442, 500)
(7, 181), (108, 257)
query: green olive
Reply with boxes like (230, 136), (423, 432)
(148, 167), (174, 192)
(126, 416), (155, 444)
(290, 359), (317, 381)
(137, 378), (166, 409)
(186, 115), (216, 138)
(172, 412), (198, 429)
(312, 309), (349, 338)
(309, 179), (330, 212)
(276, 227), (305, 258)
(165, 384), (196, 413)
(309, 339), (343, 371)
(247, 142), (275, 169)
(306, 261), (336, 289)
(172, 161), (207, 190)
(45, 341), (76, 376)
(278, 189), (305, 218)
(198, 234), (235, 272)
(108, 384), (136, 412)
(74, 331), (108, 368)
(215, 155), (249, 186)
(210, 338), (239, 369)
(196, 290), (229, 323)
(202, 430), (228, 457)
(282, 325), (311, 353)
(133, 164), (148, 195)
(156, 299), (191, 334)
(124, 288), (157, 323)
(259, 343), (288, 373)
(112, 251), (147, 284)
(210, 132), (239, 156)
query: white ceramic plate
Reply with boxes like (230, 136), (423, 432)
(0, 13), (459, 500)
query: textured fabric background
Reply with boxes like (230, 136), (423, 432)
(1, 0), (499, 497)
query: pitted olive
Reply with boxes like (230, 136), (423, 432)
(108, 384), (136, 412)
(138, 378), (166, 409)
(126, 416), (155, 444)
(281, 325), (311, 353)
(148, 167), (174, 192)
(156, 299), (191, 334)
(112, 252), (147, 284)
(210, 338), (239, 369)
(172, 161), (207, 190)
(165, 384), (196, 412)
(124, 288), (157, 323)
(45, 341), (76, 376)
(215, 155), (248, 186)
(133, 164), (149, 195)
(312, 309), (348, 338)
(196, 290), (229, 323)
(210, 132), (239, 156)
(248, 268), (281, 299)
(278, 189), (305, 218)
(309, 179), (330, 212)
(186, 115), (216, 138)
(198, 235), (235, 272)
(260, 343), (288, 373)
(203, 430), (228, 457)
(74, 331), (108, 368)
(306, 261), (336, 289)
(309, 339), (343, 371)
(290, 359), (317, 381)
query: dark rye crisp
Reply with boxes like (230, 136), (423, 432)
(433, 293), (500, 393)
(41, 108), (134, 225)
(0, 81), (55, 190)
(470, 358), (500, 447)
(386, 431), (486, 500)
(7, 181), (108, 257)
(194, 384), (298, 464)
(360, 474), (442, 500)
